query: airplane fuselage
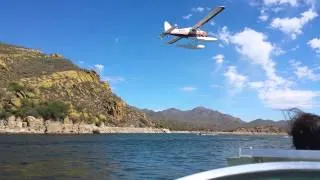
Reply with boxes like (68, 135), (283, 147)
(166, 28), (217, 42)
(161, 6), (224, 48)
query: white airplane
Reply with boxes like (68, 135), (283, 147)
(160, 6), (225, 49)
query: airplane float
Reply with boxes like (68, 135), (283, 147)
(160, 6), (225, 49)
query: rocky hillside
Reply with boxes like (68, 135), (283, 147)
(246, 119), (289, 131)
(144, 107), (289, 132)
(0, 43), (152, 128)
(144, 107), (245, 131)
(230, 125), (285, 134)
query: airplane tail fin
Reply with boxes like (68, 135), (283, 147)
(164, 21), (172, 32)
(160, 21), (176, 39)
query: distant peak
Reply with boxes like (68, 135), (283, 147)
(191, 106), (211, 111)
(166, 108), (181, 112)
(193, 106), (208, 109)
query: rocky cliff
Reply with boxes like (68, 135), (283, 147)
(0, 43), (152, 128)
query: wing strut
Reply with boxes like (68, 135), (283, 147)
(167, 36), (183, 44)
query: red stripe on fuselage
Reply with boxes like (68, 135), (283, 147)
(169, 31), (207, 37)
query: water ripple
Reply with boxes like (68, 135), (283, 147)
(0, 134), (291, 179)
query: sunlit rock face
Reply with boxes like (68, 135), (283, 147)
(0, 43), (152, 129)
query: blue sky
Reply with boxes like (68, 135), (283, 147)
(1, 0), (320, 121)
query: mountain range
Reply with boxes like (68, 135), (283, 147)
(143, 107), (289, 132)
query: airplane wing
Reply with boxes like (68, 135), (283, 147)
(192, 6), (225, 30)
(167, 36), (183, 44)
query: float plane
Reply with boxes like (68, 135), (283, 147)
(160, 6), (225, 49)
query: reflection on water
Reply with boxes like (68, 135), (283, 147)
(0, 134), (291, 179)
(1, 159), (88, 178)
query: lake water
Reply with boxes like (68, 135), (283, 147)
(0, 134), (291, 179)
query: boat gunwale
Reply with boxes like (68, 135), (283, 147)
(176, 161), (320, 180)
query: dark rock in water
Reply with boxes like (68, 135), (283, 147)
(20, 162), (29, 166)
(92, 129), (100, 134)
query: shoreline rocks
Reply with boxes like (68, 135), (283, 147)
(170, 130), (288, 136)
(0, 116), (287, 135)
(0, 116), (169, 134)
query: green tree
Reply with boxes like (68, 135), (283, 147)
(38, 101), (69, 121)
(7, 82), (25, 92)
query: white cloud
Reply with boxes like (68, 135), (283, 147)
(259, 15), (269, 21)
(249, 0), (259, 6)
(273, 46), (286, 56)
(192, 7), (205, 13)
(79, 61), (85, 64)
(217, 26), (232, 45)
(290, 60), (320, 81)
(213, 24), (320, 109)
(259, 8), (269, 22)
(183, 14), (192, 20)
(210, 21), (215, 26)
(249, 79), (320, 109)
(183, 6), (208, 21)
(230, 28), (320, 109)
(232, 28), (283, 85)
(270, 8), (318, 39)
(308, 38), (320, 54)
(272, 7), (284, 13)
(213, 54), (224, 64)
(218, 28), (284, 85)
(248, 81), (265, 89)
(305, 0), (317, 8)
(258, 88), (320, 109)
(180, 86), (197, 92)
(224, 27), (320, 109)
(291, 44), (300, 51)
(224, 66), (248, 92)
(263, 0), (298, 6)
(103, 76), (125, 83)
(252, 0), (316, 8)
(94, 64), (104, 74)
